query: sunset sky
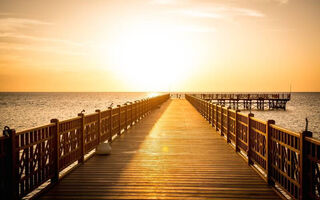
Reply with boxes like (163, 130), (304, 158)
(0, 0), (319, 92)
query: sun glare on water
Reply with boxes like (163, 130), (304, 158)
(101, 22), (197, 91)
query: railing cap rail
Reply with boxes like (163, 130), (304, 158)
(269, 124), (300, 137)
(16, 123), (55, 135)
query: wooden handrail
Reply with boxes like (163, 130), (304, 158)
(185, 94), (318, 200)
(0, 94), (170, 199)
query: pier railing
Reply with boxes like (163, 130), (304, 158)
(186, 94), (318, 200)
(193, 93), (291, 100)
(187, 93), (291, 110)
(0, 94), (170, 200)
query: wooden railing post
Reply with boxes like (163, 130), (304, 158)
(142, 99), (145, 117)
(147, 98), (150, 113)
(108, 107), (113, 142)
(266, 119), (275, 185)
(117, 105), (121, 135)
(141, 100), (143, 117)
(136, 100), (139, 121)
(50, 119), (59, 183)
(9, 129), (19, 200)
(124, 104), (128, 131)
(208, 102), (211, 124)
(78, 113), (85, 163)
(226, 108), (230, 143)
(95, 110), (101, 144)
(235, 110), (240, 152)
(206, 102), (209, 120)
(209, 102), (211, 121)
(299, 130), (312, 200)
(141, 99), (143, 118)
(210, 103), (214, 126)
(215, 105), (218, 131)
(247, 113), (254, 165)
(130, 102), (134, 126)
(220, 106), (224, 136)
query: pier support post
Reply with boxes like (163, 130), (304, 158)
(299, 130), (312, 200)
(247, 113), (254, 165)
(266, 119), (275, 185)
(50, 119), (60, 183)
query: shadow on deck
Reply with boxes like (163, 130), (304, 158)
(40, 99), (280, 200)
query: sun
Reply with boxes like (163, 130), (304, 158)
(100, 22), (196, 91)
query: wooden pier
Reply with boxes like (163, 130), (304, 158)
(39, 99), (280, 199)
(0, 93), (319, 200)
(190, 93), (291, 110)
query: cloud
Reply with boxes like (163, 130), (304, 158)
(170, 7), (265, 20)
(0, 42), (86, 56)
(272, 0), (289, 4)
(0, 12), (14, 16)
(0, 16), (85, 55)
(176, 26), (216, 33)
(226, 7), (265, 17)
(0, 17), (51, 32)
(151, 0), (289, 5)
(170, 10), (223, 19)
(0, 33), (83, 47)
(150, 0), (177, 5)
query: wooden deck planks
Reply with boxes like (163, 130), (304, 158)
(40, 99), (280, 200)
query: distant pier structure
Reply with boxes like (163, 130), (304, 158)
(190, 93), (291, 110)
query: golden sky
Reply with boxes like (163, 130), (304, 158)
(0, 0), (319, 92)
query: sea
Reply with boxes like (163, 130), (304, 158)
(0, 92), (319, 138)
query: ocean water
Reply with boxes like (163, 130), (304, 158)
(0, 92), (319, 138)
(0, 92), (153, 133)
(242, 92), (320, 138)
